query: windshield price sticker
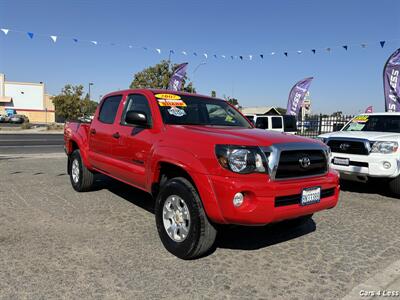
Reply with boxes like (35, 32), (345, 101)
(352, 115), (369, 123)
(167, 106), (186, 117)
(155, 93), (181, 100)
(157, 99), (187, 107)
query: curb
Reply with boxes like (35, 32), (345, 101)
(342, 259), (400, 299)
(0, 153), (66, 160)
(0, 130), (63, 134)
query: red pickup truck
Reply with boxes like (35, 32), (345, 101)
(64, 89), (339, 259)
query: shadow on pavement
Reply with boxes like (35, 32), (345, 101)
(92, 174), (317, 253)
(215, 218), (316, 251)
(93, 175), (155, 214)
(340, 179), (398, 198)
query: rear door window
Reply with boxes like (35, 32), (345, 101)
(98, 95), (123, 124)
(283, 115), (297, 132)
(255, 117), (269, 129)
(271, 117), (283, 129)
(246, 116), (255, 124)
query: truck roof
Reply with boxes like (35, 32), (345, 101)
(102, 88), (222, 102)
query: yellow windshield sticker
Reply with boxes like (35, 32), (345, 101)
(353, 115), (369, 123)
(157, 99), (187, 107)
(225, 115), (234, 123)
(155, 93), (181, 100)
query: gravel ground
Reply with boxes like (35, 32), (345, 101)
(1, 156), (399, 299)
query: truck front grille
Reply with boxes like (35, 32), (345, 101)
(327, 139), (369, 155)
(275, 150), (328, 179)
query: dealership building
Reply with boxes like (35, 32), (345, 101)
(0, 73), (55, 123)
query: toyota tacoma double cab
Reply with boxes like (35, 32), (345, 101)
(319, 113), (400, 195)
(64, 89), (340, 259)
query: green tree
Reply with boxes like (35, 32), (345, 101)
(225, 96), (240, 108)
(130, 60), (195, 92)
(211, 90), (216, 97)
(332, 111), (343, 117)
(53, 85), (98, 120)
(82, 93), (98, 115)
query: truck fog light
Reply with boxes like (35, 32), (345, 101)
(233, 192), (244, 207)
(383, 161), (391, 169)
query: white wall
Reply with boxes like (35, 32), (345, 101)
(0, 74), (4, 97)
(4, 82), (44, 110)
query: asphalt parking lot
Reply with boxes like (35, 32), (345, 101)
(1, 155), (400, 299)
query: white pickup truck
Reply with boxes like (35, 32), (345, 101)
(319, 113), (400, 195)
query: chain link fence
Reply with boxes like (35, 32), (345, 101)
(296, 114), (355, 138)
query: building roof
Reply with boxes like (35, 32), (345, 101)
(241, 106), (281, 115)
(0, 96), (12, 103)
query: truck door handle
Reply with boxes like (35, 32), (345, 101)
(112, 132), (120, 139)
(90, 129), (96, 135)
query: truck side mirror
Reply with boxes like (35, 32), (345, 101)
(125, 110), (149, 127)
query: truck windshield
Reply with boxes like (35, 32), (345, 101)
(156, 94), (252, 128)
(343, 115), (400, 133)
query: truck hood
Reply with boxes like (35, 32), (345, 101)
(320, 131), (400, 141)
(167, 125), (321, 147)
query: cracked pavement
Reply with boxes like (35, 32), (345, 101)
(1, 156), (400, 299)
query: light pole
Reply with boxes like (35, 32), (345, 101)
(88, 82), (94, 100)
(191, 61), (206, 93)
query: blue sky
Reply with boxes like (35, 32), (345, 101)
(0, 0), (399, 114)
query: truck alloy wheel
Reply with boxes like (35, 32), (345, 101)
(155, 177), (217, 259)
(69, 150), (94, 192)
(71, 159), (80, 184)
(162, 195), (191, 242)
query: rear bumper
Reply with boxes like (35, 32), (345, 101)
(203, 170), (339, 225)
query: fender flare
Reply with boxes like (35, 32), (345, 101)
(66, 134), (93, 170)
(149, 146), (225, 223)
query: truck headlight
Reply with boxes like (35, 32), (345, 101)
(370, 141), (398, 154)
(215, 145), (267, 174)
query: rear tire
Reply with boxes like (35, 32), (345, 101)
(388, 175), (400, 196)
(69, 150), (94, 192)
(155, 177), (217, 259)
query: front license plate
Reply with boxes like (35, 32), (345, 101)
(301, 187), (321, 206)
(333, 157), (350, 166)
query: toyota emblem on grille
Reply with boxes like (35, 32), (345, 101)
(299, 156), (311, 168)
(340, 143), (350, 151)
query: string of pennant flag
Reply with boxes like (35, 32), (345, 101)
(1, 27), (399, 61)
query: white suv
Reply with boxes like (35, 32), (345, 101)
(319, 113), (400, 195)
(245, 114), (297, 134)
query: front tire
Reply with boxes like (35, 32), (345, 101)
(155, 177), (217, 259)
(69, 150), (94, 192)
(388, 175), (400, 196)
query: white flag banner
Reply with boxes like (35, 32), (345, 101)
(203, 53), (208, 59)
(1, 28), (9, 35)
(249, 55), (253, 60)
(156, 48), (161, 54)
(182, 51), (187, 55)
(50, 35), (57, 43)
(221, 55), (226, 59)
(91, 41), (98, 45)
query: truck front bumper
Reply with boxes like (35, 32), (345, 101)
(330, 152), (400, 179)
(203, 170), (339, 225)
